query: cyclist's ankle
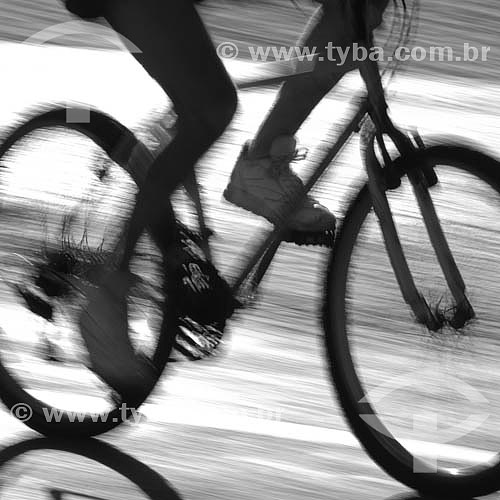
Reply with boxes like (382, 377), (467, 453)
(246, 143), (264, 160)
(247, 135), (297, 161)
(247, 138), (273, 159)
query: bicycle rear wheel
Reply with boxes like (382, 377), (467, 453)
(324, 144), (500, 497)
(0, 109), (176, 437)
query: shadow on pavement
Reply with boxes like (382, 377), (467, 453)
(0, 436), (183, 499)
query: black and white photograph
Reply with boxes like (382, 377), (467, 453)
(0, 1), (499, 499)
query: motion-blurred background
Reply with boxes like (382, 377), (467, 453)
(0, 1), (500, 500)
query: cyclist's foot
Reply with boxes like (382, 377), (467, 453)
(165, 223), (239, 325)
(223, 135), (336, 233)
(79, 270), (157, 402)
(162, 223), (238, 360)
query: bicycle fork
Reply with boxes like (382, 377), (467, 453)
(364, 130), (475, 331)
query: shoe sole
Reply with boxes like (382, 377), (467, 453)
(223, 185), (335, 233)
(223, 184), (282, 226)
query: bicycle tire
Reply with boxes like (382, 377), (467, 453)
(0, 107), (177, 437)
(323, 143), (500, 498)
(0, 437), (182, 499)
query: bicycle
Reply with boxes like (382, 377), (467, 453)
(1, 2), (500, 498)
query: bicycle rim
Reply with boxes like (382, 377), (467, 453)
(324, 145), (500, 497)
(0, 117), (174, 436)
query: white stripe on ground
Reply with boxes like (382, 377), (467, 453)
(2, 42), (500, 144)
(2, 389), (495, 465)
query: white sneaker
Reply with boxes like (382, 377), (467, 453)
(223, 136), (336, 232)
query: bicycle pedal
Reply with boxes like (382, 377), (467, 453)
(283, 229), (335, 248)
(173, 317), (224, 361)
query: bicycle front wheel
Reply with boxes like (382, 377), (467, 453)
(324, 144), (500, 498)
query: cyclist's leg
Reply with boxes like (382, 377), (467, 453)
(250, 3), (355, 156)
(223, 3), (350, 233)
(103, 0), (237, 262)
(225, 1), (389, 232)
(79, 0), (236, 395)
(252, 7), (345, 157)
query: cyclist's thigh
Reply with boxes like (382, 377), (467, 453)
(103, 0), (236, 125)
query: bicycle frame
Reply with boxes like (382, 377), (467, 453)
(181, 56), (474, 331)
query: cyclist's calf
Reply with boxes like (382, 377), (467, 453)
(129, 84), (237, 255)
(177, 83), (238, 152)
